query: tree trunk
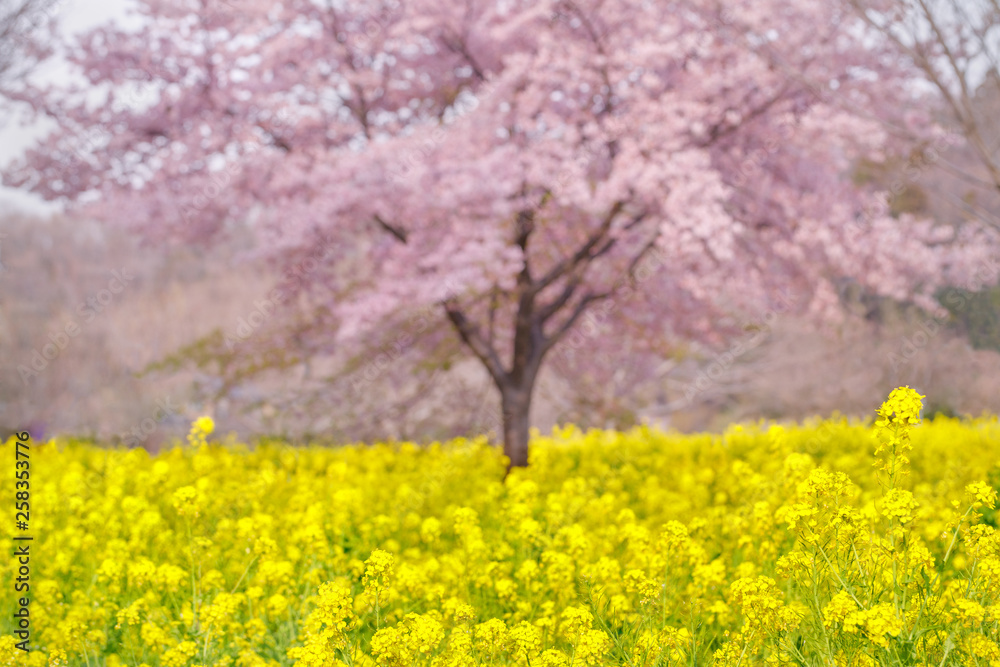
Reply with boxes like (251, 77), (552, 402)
(501, 382), (534, 470)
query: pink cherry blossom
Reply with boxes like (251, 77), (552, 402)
(4, 0), (991, 468)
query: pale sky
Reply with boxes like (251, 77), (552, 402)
(0, 0), (131, 216)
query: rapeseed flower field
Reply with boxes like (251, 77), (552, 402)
(3, 387), (1000, 666)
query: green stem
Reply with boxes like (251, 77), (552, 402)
(187, 520), (200, 633)
(817, 542), (863, 608)
(202, 626), (211, 663)
(733, 629), (755, 667)
(230, 554), (259, 595)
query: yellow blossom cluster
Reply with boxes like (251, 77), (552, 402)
(1, 388), (1000, 665)
(186, 416), (215, 449)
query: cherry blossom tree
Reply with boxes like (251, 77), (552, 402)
(5, 0), (989, 468)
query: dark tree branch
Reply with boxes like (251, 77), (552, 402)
(624, 234), (662, 279)
(442, 33), (486, 81)
(697, 85), (792, 148)
(373, 214), (408, 243)
(536, 275), (582, 324)
(511, 207), (541, 384)
(443, 302), (507, 385)
(539, 232), (662, 353)
(534, 210), (649, 324)
(533, 200), (625, 293)
(487, 286), (498, 349)
(541, 290), (613, 355)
